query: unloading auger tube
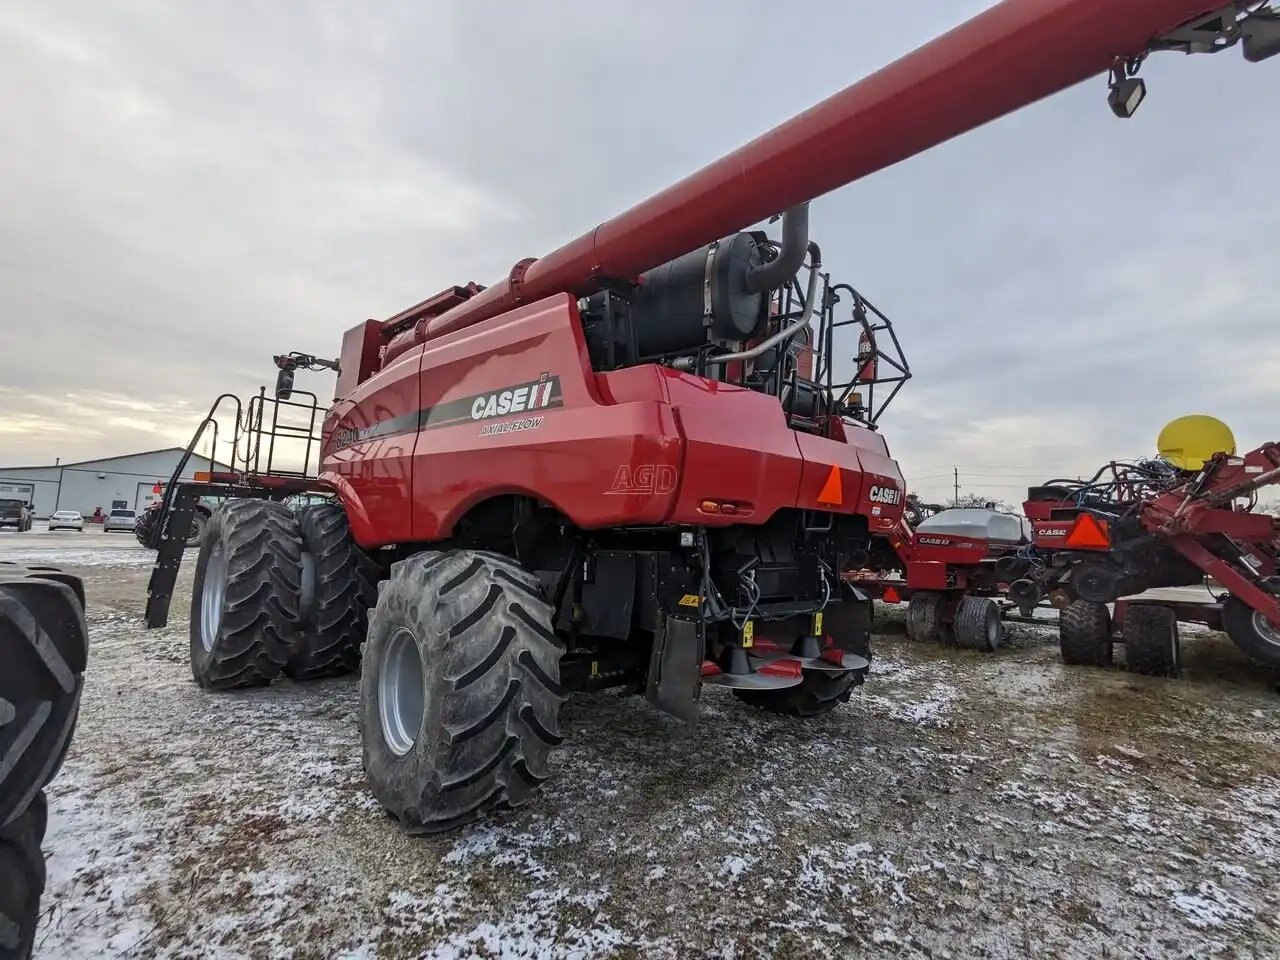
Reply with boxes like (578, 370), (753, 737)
(355, 0), (1277, 381)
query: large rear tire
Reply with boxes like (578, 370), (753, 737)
(1123, 605), (1180, 677)
(1221, 596), (1280, 668)
(1058, 600), (1113, 667)
(0, 567), (87, 826)
(189, 500), (302, 690)
(0, 791), (46, 960)
(360, 551), (567, 833)
(287, 503), (380, 680)
(906, 592), (947, 644)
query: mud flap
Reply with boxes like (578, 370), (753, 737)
(645, 614), (704, 724)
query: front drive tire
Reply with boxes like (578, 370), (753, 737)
(361, 550), (567, 834)
(287, 503), (379, 680)
(189, 500), (302, 690)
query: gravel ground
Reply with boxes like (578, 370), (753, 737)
(4, 528), (1280, 959)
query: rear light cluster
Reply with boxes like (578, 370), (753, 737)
(699, 500), (739, 515)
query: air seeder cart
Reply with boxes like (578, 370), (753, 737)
(1007, 419), (1280, 675)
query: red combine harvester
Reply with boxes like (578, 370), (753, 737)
(1006, 420), (1280, 675)
(142, 1), (1279, 831)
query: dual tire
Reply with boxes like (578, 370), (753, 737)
(189, 500), (378, 689)
(1058, 600), (1179, 677)
(906, 592), (1003, 651)
(0, 563), (88, 960)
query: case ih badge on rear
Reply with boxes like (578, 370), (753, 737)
(137, 0), (1279, 835)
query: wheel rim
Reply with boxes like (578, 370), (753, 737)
(200, 542), (229, 651)
(379, 627), (425, 757)
(1252, 610), (1280, 649)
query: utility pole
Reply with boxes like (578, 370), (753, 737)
(953, 467), (959, 504)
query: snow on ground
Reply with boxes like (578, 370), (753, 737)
(8, 535), (1280, 958)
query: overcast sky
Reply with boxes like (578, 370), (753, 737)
(1, 1), (1275, 504)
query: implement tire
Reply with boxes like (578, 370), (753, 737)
(361, 550), (567, 834)
(1221, 595), (1280, 668)
(1123, 604), (1180, 678)
(906, 592), (946, 644)
(954, 596), (1003, 652)
(189, 499), (302, 690)
(0, 791), (46, 960)
(0, 566), (87, 826)
(1059, 600), (1113, 667)
(287, 503), (380, 680)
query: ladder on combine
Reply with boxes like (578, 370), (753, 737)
(143, 387), (329, 628)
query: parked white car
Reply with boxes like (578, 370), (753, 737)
(103, 508), (137, 533)
(48, 510), (84, 531)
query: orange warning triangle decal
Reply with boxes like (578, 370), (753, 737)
(816, 465), (843, 506)
(883, 586), (902, 604)
(1065, 513), (1111, 548)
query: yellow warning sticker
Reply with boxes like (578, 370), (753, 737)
(590, 660), (599, 677)
(813, 611), (824, 636)
(678, 594), (702, 607)
(742, 621), (755, 647)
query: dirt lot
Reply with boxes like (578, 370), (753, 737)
(4, 527), (1280, 959)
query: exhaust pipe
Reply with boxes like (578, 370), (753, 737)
(745, 204), (809, 294)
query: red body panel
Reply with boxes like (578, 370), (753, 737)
(321, 295), (905, 548)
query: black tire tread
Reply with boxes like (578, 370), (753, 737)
(1059, 600), (1113, 667)
(1123, 604), (1180, 677)
(361, 550), (567, 834)
(0, 792), (47, 960)
(954, 596), (1002, 652)
(286, 504), (379, 680)
(189, 499), (301, 690)
(0, 567), (87, 827)
(906, 592), (946, 645)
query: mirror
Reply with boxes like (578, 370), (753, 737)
(275, 367), (294, 400)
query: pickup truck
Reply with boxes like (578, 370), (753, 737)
(0, 498), (34, 532)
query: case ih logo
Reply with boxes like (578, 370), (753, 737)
(917, 536), (951, 546)
(607, 464), (677, 495)
(1038, 527), (1070, 538)
(868, 485), (902, 506)
(470, 375), (561, 421)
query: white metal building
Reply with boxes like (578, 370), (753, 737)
(0, 448), (226, 519)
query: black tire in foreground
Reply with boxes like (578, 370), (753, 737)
(1123, 604), (1180, 677)
(954, 596), (1003, 652)
(0, 791), (46, 960)
(736, 590), (871, 717)
(361, 550), (567, 833)
(906, 591), (947, 645)
(287, 504), (380, 681)
(189, 499), (302, 690)
(1222, 596), (1280, 668)
(0, 565), (88, 826)
(1058, 600), (1113, 667)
